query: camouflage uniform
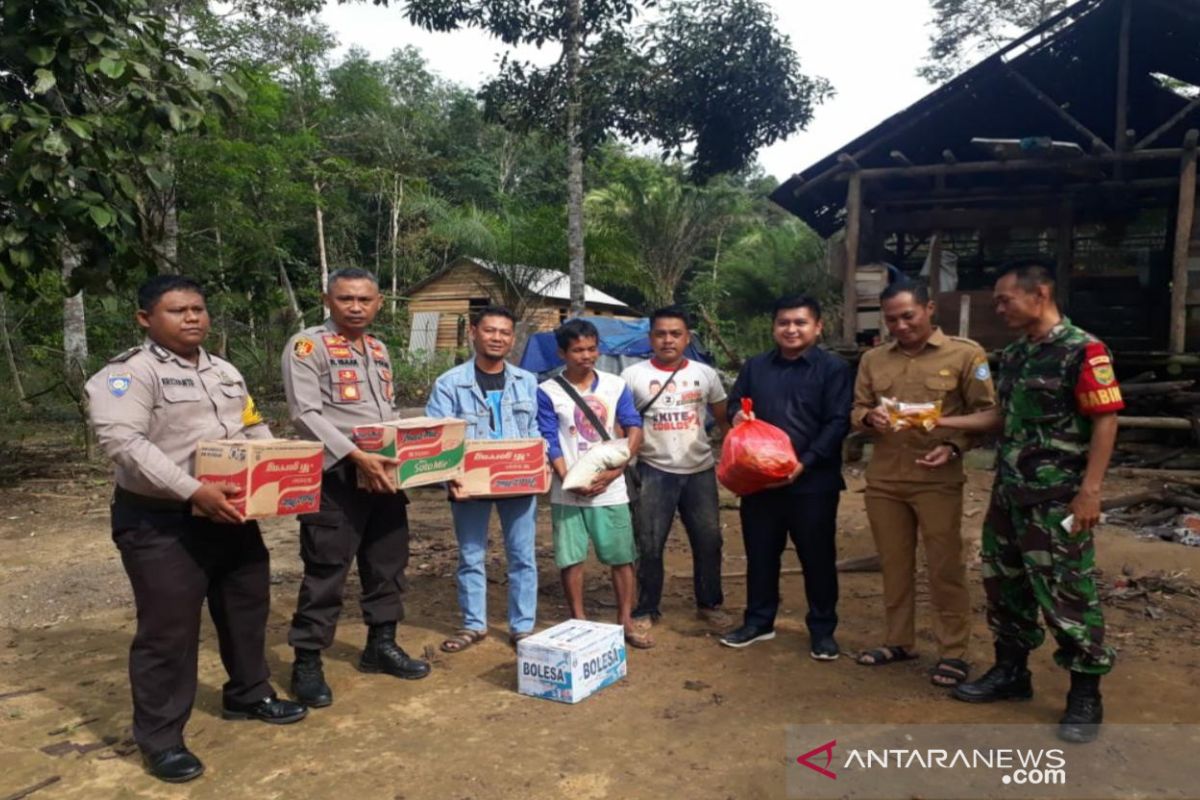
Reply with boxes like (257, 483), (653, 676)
(984, 318), (1124, 675)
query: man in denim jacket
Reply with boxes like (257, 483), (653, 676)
(426, 305), (541, 651)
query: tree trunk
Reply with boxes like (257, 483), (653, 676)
(247, 290), (257, 349)
(0, 293), (26, 403)
(214, 213), (228, 358)
(61, 243), (88, 380)
(152, 187), (179, 274)
(314, 179), (330, 318)
(279, 259), (303, 332)
(565, 0), (586, 317)
(390, 173), (402, 318)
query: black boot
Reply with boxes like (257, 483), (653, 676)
(359, 623), (431, 680)
(1058, 672), (1103, 744)
(952, 643), (1033, 703)
(291, 647), (333, 708)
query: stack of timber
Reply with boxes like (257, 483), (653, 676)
(1111, 374), (1200, 477)
(1102, 481), (1200, 542)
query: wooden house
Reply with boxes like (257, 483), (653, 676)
(771, 0), (1200, 366)
(404, 256), (634, 354)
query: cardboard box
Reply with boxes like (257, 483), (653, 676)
(194, 439), (324, 518)
(352, 416), (466, 489)
(460, 438), (550, 498)
(517, 620), (627, 704)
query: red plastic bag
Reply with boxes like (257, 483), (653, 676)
(717, 399), (799, 496)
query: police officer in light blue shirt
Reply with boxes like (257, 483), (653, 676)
(426, 305), (541, 651)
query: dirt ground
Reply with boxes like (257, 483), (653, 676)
(3, 438), (1200, 800)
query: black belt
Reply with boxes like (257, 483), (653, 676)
(113, 486), (191, 513)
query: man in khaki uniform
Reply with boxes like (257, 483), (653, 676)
(86, 276), (306, 784)
(282, 267), (430, 709)
(851, 280), (996, 687)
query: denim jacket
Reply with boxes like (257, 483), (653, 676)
(425, 359), (539, 440)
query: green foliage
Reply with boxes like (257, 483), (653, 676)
(919, 0), (1069, 84)
(0, 0), (243, 296)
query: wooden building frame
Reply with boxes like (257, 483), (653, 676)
(772, 0), (1200, 356)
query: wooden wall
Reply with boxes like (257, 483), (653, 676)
(407, 262), (635, 353)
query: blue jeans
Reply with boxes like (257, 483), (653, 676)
(450, 495), (538, 634)
(632, 464), (724, 619)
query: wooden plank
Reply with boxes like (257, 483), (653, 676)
(1171, 133), (1199, 353)
(849, 149), (1183, 182)
(958, 293), (971, 337)
(1006, 67), (1109, 153)
(843, 172), (862, 344)
(1136, 95), (1200, 150)
(929, 233), (943, 299)
(1056, 199), (1073, 308)
(1117, 416), (1194, 431)
(1115, 0), (1133, 153)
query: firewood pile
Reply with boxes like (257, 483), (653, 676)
(1110, 375), (1200, 476)
(1102, 481), (1200, 545)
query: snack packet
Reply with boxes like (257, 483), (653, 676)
(881, 397), (942, 432)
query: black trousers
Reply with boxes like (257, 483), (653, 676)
(739, 488), (840, 636)
(111, 498), (273, 754)
(288, 463), (410, 651)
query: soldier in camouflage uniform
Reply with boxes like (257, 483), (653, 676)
(938, 262), (1122, 744)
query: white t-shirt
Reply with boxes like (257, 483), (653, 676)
(538, 370), (636, 507)
(621, 358), (726, 474)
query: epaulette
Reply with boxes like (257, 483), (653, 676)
(148, 343), (172, 362)
(107, 346), (143, 364)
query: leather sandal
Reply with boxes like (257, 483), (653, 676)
(440, 629), (487, 653)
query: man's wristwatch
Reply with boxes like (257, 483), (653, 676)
(945, 442), (962, 459)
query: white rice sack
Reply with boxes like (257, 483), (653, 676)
(561, 439), (632, 491)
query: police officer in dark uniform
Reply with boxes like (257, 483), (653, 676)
(282, 267), (430, 708)
(85, 276), (307, 784)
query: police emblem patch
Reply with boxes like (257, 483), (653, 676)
(108, 373), (132, 397)
(974, 362), (991, 381)
(1093, 365), (1115, 386)
(294, 338), (315, 359)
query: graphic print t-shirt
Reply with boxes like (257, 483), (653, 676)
(621, 358), (726, 474)
(475, 365), (506, 439)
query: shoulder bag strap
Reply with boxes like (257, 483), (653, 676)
(553, 374), (611, 442)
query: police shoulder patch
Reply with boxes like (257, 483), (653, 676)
(107, 372), (133, 397)
(107, 346), (142, 364)
(293, 337), (315, 359)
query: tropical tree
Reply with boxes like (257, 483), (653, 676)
(585, 162), (745, 308)
(918, 0), (1070, 83)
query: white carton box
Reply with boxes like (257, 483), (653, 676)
(517, 620), (627, 704)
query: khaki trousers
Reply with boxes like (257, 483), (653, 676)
(864, 480), (970, 659)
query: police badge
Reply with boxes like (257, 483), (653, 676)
(108, 372), (132, 397)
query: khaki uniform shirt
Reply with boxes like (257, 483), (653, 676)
(85, 339), (271, 501)
(851, 328), (996, 484)
(282, 319), (397, 469)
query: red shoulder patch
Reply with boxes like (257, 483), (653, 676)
(1075, 342), (1124, 415)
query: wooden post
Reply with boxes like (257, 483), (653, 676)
(1056, 200), (1074, 309)
(958, 293), (971, 338)
(1170, 131), (1198, 354)
(928, 232), (943, 299)
(843, 172), (862, 345)
(1115, 0), (1132, 153)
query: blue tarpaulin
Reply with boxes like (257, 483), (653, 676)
(519, 316), (711, 378)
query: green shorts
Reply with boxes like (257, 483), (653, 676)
(551, 503), (636, 569)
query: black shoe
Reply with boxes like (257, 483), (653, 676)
(719, 624), (776, 649)
(222, 695), (309, 724)
(143, 745), (205, 783)
(359, 623), (432, 680)
(291, 648), (333, 707)
(1058, 673), (1103, 744)
(810, 635), (840, 661)
(952, 662), (1033, 703)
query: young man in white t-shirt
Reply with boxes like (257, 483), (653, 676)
(621, 308), (731, 634)
(536, 319), (651, 648)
